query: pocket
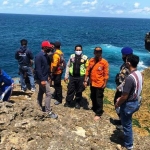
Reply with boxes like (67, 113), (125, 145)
(124, 101), (139, 115)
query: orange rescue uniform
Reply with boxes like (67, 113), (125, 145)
(85, 58), (109, 87)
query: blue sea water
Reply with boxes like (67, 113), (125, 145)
(0, 14), (150, 89)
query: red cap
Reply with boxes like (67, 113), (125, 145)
(41, 41), (53, 48)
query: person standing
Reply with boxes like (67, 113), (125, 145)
(115, 55), (143, 150)
(113, 47), (133, 127)
(64, 44), (89, 109)
(34, 41), (58, 119)
(0, 69), (14, 101)
(50, 41), (65, 105)
(84, 47), (109, 121)
(15, 39), (35, 92)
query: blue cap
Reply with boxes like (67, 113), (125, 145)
(121, 47), (133, 55)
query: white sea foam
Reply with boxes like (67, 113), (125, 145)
(138, 61), (148, 71)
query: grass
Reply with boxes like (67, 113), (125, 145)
(132, 118), (141, 128)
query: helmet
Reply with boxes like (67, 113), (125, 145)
(121, 47), (133, 55)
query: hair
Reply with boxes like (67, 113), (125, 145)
(94, 47), (102, 51)
(55, 45), (60, 49)
(75, 44), (82, 50)
(126, 54), (139, 68)
(20, 39), (28, 46)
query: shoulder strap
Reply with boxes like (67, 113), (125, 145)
(89, 60), (99, 75)
(129, 71), (143, 99)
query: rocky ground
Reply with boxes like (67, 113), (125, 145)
(0, 75), (150, 150)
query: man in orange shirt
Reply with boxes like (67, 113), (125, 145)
(84, 47), (109, 121)
(51, 41), (64, 105)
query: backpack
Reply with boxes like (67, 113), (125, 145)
(48, 52), (66, 71)
(115, 63), (130, 86)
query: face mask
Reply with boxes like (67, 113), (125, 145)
(75, 51), (82, 55)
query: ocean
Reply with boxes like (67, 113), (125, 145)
(0, 13), (150, 89)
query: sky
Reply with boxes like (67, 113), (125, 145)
(0, 0), (150, 18)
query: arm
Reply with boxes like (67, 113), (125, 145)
(28, 50), (34, 60)
(64, 59), (71, 80)
(35, 56), (44, 81)
(83, 59), (91, 87)
(102, 60), (109, 88)
(115, 92), (128, 108)
(15, 50), (19, 60)
(115, 77), (133, 108)
(1, 70), (14, 86)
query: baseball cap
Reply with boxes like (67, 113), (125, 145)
(121, 47), (133, 55)
(41, 41), (53, 48)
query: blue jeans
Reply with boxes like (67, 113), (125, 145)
(120, 100), (140, 149)
(19, 66), (35, 90)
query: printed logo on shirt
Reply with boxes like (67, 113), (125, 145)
(18, 53), (26, 57)
(98, 66), (103, 70)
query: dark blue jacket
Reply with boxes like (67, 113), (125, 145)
(35, 51), (49, 81)
(15, 46), (33, 66)
(0, 69), (14, 87)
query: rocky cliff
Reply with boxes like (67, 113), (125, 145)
(0, 68), (150, 150)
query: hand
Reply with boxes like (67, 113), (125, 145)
(41, 81), (46, 86)
(11, 83), (14, 89)
(115, 102), (119, 109)
(116, 97), (120, 102)
(64, 78), (68, 83)
(102, 83), (106, 89)
(115, 97), (120, 109)
(83, 81), (88, 88)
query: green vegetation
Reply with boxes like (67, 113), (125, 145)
(132, 118), (141, 128)
(103, 98), (112, 105)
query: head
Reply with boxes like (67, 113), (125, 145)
(75, 44), (82, 56)
(126, 54), (139, 70)
(20, 39), (28, 46)
(121, 47), (133, 62)
(41, 41), (53, 53)
(54, 41), (61, 49)
(94, 47), (102, 62)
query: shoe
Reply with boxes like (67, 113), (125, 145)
(31, 88), (35, 92)
(110, 118), (122, 125)
(75, 103), (80, 109)
(51, 94), (57, 99)
(116, 144), (133, 150)
(64, 102), (71, 107)
(54, 100), (62, 105)
(113, 119), (121, 125)
(116, 125), (123, 130)
(47, 111), (58, 119)
(21, 89), (26, 92)
(83, 106), (90, 110)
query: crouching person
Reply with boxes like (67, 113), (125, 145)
(0, 69), (14, 102)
